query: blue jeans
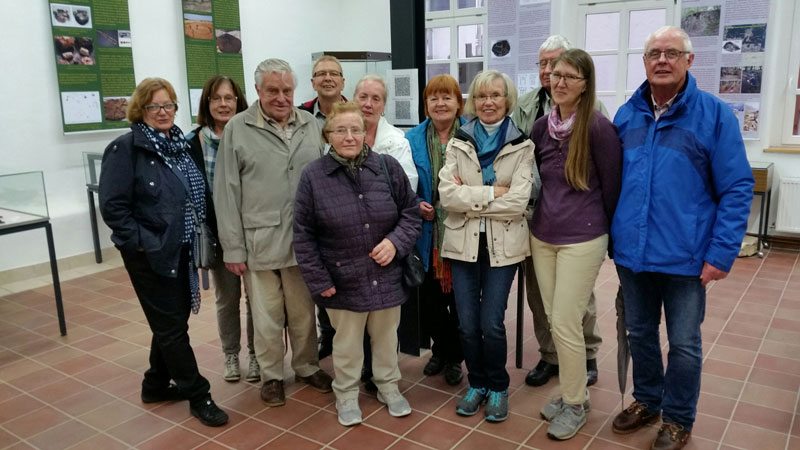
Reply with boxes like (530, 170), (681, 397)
(450, 234), (518, 392)
(616, 265), (705, 430)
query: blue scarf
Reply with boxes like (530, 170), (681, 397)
(473, 117), (510, 186)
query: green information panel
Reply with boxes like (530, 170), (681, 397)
(182, 0), (246, 122)
(50, 0), (135, 133)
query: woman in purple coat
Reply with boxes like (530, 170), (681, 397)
(293, 102), (422, 427)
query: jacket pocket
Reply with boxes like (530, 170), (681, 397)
(441, 213), (467, 254)
(502, 217), (529, 257)
(242, 211), (281, 260)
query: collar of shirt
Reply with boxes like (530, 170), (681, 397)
(651, 92), (678, 121)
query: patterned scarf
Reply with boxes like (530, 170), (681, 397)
(200, 126), (220, 192)
(329, 142), (370, 178)
(473, 117), (511, 186)
(135, 122), (206, 314)
(547, 105), (576, 141)
(425, 119), (459, 292)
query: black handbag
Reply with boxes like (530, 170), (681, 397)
(378, 154), (425, 288)
(189, 204), (218, 270)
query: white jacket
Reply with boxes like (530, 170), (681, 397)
(372, 117), (419, 191)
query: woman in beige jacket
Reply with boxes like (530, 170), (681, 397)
(438, 70), (536, 423)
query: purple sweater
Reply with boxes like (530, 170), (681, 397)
(529, 110), (622, 246)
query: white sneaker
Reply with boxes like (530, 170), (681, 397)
(223, 354), (240, 382)
(336, 398), (362, 426)
(245, 354), (260, 382)
(540, 391), (591, 422)
(377, 390), (411, 417)
(547, 404), (587, 440)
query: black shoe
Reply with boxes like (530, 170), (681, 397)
(318, 336), (333, 360)
(423, 356), (445, 376)
(525, 360), (559, 387)
(444, 363), (464, 386)
(190, 397), (229, 427)
(586, 359), (598, 387)
(361, 367), (378, 393)
(141, 384), (183, 404)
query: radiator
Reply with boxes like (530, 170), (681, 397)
(775, 176), (800, 233)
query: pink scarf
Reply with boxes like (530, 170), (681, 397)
(547, 105), (576, 141)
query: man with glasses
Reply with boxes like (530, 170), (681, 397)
(299, 55), (347, 359)
(510, 35), (606, 389)
(611, 26), (753, 450)
(214, 59), (333, 407)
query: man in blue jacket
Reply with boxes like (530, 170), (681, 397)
(611, 26), (753, 450)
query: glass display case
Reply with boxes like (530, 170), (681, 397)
(0, 171), (49, 230)
(82, 152), (104, 263)
(311, 51), (392, 100)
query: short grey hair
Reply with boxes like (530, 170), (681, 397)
(312, 55), (343, 75)
(354, 74), (388, 102)
(540, 35), (572, 53)
(464, 70), (518, 117)
(645, 26), (694, 56)
(254, 58), (297, 87)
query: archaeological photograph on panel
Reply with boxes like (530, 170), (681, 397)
(216, 30), (242, 54)
(723, 24), (767, 53)
(184, 14), (214, 40)
(681, 5), (721, 37)
(719, 67), (742, 94)
(183, 0), (212, 13)
(54, 36), (95, 65)
(741, 66), (763, 94)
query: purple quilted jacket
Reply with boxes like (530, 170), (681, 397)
(293, 150), (421, 312)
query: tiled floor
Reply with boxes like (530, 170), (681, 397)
(1, 248), (799, 450)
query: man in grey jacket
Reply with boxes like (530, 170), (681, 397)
(214, 59), (332, 406)
(511, 35), (606, 387)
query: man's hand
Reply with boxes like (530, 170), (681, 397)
(320, 287), (336, 297)
(369, 238), (397, 267)
(493, 185), (510, 197)
(225, 262), (248, 276)
(420, 201), (435, 221)
(700, 262), (728, 286)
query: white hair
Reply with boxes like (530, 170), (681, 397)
(540, 35), (572, 53)
(354, 74), (388, 102)
(254, 58), (297, 87)
(645, 26), (694, 56)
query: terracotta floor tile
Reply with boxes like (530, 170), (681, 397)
(585, 437), (640, 449)
(0, 394), (46, 423)
(748, 367), (800, 391)
(739, 382), (797, 412)
(760, 340), (800, 360)
(50, 353), (105, 375)
(289, 384), (336, 408)
(51, 387), (115, 416)
(526, 424), (593, 449)
(330, 424), (398, 450)
(365, 407), (426, 436)
(387, 438), (437, 450)
(432, 396), (486, 427)
(722, 421), (787, 449)
(697, 392), (737, 419)
(0, 428), (20, 448)
(138, 425), (208, 450)
(107, 412), (173, 445)
(3, 406), (69, 438)
(401, 384), (453, 414)
(290, 409), (349, 445)
(702, 359), (750, 381)
(406, 416), (471, 449)
(78, 399), (145, 430)
(30, 376), (91, 403)
(714, 332), (762, 352)
(476, 411), (541, 443)
(707, 345), (758, 366)
(26, 419), (96, 450)
(220, 387), (270, 416)
(7, 367), (63, 392)
(215, 418), (284, 449)
(700, 373), (744, 399)
(65, 433), (130, 450)
(453, 430), (518, 450)
(731, 402), (793, 433)
(71, 361), (131, 385)
(261, 432), (324, 450)
(691, 413), (728, 441)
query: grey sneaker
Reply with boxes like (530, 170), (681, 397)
(456, 386), (487, 416)
(484, 389), (509, 422)
(336, 397), (362, 426)
(245, 354), (260, 382)
(547, 404), (587, 440)
(223, 354), (240, 382)
(377, 390), (411, 417)
(541, 391), (591, 422)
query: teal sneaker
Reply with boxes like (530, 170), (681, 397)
(484, 389), (509, 422)
(456, 386), (487, 416)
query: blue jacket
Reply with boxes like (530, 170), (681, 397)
(611, 73), (754, 276)
(406, 117), (467, 271)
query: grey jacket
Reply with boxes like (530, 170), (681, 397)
(511, 86), (609, 137)
(214, 101), (324, 270)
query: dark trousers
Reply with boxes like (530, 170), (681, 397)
(420, 264), (463, 363)
(318, 306), (335, 342)
(121, 247), (210, 403)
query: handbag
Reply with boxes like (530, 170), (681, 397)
(189, 204), (218, 270)
(378, 154), (425, 288)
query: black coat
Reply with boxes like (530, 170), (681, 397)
(186, 127), (219, 238)
(99, 125), (210, 277)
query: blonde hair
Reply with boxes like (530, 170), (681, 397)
(312, 55), (343, 75)
(126, 78), (177, 123)
(322, 102), (365, 143)
(463, 70), (517, 117)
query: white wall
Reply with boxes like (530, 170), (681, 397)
(0, 0), (390, 272)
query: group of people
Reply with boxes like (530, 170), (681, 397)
(98, 24), (754, 450)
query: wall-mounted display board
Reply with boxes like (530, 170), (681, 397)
(681, 0), (770, 139)
(181, 0), (245, 122)
(50, 0), (135, 133)
(487, 0), (551, 95)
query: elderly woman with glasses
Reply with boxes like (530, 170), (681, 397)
(438, 70), (535, 423)
(293, 102), (421, 427)
(99, 77), (228, 428)
(528, 49), (621, 440)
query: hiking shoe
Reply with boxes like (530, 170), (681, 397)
(423, 356), (444, 375)
(377, 390), (411, 417)
(444, 363), (464, 386)
(223, 353), (240, 382)
(336, 397), (362, 426)
(245, 354), (260, 382)
(456, 386), (487, 416)
(484, 390), (509, 422)
(547, 404), (587, 440)
(541, 391), (591, 422)
(190, 397), (229, 427)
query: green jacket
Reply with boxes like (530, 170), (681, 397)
(511, 86), (609, 137)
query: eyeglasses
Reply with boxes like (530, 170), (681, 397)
(209, 95), (237, 104)
(536, 59), (555, 68)
(327, 127), (365, 137)
(144, 102), (177, 114)
(475, 94), (505, 103)
(313, 70), (343, 78)
(644, 49), (690, 62)
(549, 72), (585, 85)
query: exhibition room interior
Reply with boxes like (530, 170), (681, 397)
(1, 0), (799, 449)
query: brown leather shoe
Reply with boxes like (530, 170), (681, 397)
(260, 380), (285, 406)
(651, 422), (691, 450)
(296, 369), (333, 393)
(612, 401), (660, 434)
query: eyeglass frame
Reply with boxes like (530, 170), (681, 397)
(475, 93), (506, 103)
(144, 102), (178, 114)
(549, 72), (586, 85)
(208, 95), (238, 104)
(644, 49), (691, 62)
(313, 70), (343, 78)
(535, 59), (556, 68)
(326, 127), (366, 138)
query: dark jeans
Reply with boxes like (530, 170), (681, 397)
(616, 265), (705, 429)
(450, 234), (517, 391)
(121, 247), (210, 404)
(420, 264), (463, 364)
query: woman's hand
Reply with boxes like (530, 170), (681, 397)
(420, 201), (435, 221)
(493, 185), (510, 197)
(453, 174), (463, 186)
(320, 286), (337, 297)
(369, 238), (397, 266)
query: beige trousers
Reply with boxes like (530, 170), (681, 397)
(530, 234), (608, 405)
(327, 306), (402, 401)
(243, 266), (319, 381)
